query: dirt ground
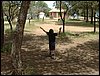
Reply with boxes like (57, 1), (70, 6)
(1, 19), (99, 75)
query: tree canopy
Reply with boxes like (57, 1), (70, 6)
(28, 1), (51, 18)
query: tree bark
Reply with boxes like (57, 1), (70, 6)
(94, 12), (96, 33)
(1, 1), (4, 49)
(84, 10), (85, 20)
(86, 2), (88, 22)
(83, 4), (86, 20)
(62, 19), (65, 33)
(7, 16), (13, 31)
(91, 5), (93, 24)
(11, 1), (30, 75)
(60, 1), (66, 33)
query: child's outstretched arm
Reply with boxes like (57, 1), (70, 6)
(40, 27), (47, 33)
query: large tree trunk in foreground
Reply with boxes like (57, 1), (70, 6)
(11, 1), (30, 75)
(1, 1), (4, 49)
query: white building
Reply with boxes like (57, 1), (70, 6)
(39, 12), (45, 19)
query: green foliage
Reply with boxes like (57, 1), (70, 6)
(23, 66), (38, 75)
(5, 29), (12, 35)
(2, 1), (21, 21)
(5, 28), (11, 33)
(28, 1), (50, 18)
(67, 19), (81, 21)
(56, 18), (99, 27)
(80, 31), (99, 35)
(1, 42), (12, 53)
(80, 22), (94, 27)
(60, 32), (75, 37)
(2, 29), (13, 53)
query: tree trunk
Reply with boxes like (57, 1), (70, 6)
(83, 5), (86, 20)
(60, 1), (65, 33)
(1, 1), (4, 49)
(86, 2), (88, 22)
(11, 1), (30, 75)
(7, 16), (13, 31)
(94, 12), (96, 33)
(62, 19), (65, 33)
(91, 7), (93, 24)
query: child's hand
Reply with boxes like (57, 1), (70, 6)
(59, 27), (62, 31)
(40, 27), (42, 29)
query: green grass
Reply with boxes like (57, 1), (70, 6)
(66, 19), (81, 21)
(23, 66), (39, 75)
(59, 31), (99, 39)
(1, 42), (12, 53)
(29, 19), (52, 24)
(56, 18), (99, 27)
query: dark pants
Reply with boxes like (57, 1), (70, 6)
(49, 42), (55, 57)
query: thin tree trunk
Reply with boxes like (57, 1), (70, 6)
(94, 12), (96, 33)
(8, 1), (13, 31)
(7, 16), (13, 31)
(86, 2), (88, 22)
(11, 1), (30, 75)
(91, 7), (93, 24)
(60, 1), (66, 33)
(83, 5), (85, 20)
(62, 19), (65, 33)
(1, 1), (4, 49)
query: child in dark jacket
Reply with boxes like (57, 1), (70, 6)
(40, 27), (61, 59)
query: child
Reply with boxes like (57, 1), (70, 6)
(40, 27), (61, 59)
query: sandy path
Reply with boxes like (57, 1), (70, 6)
(31, 22), (99, 36)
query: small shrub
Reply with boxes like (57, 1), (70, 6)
(5, 29), (11, 34)
(1, 42), (12, 53)
(50, 16), (53, 19)
(23, 66), (38, 75)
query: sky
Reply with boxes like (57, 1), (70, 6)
(44, 1), (55, 8)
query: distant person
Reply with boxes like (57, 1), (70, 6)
(40, 27), (62, 59)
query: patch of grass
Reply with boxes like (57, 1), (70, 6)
(5, 29), (12, 34)
(4, 21), (16, 31)
(23, 66), (39, 75)
(59, 31), (99, 39)
(65, 21), (94, 27)
(67, 19), (81, 21)
(80, 22), (94, 27)
(1, 42), (12, 53)
(60, 32), (78, 37)
(4, 29), (13, 40)
(57, 19), (99, 27)
(79, 31), (99, 37)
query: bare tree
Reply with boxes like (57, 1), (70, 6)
(11, 1), (30, 75)
(59, 1), (78, 33)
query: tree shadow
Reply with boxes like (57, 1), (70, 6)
(2, 31), (99, 75)
(22, 33), (72, 49)
(21, 33), (99, 75)
(61, 39), (99, 73)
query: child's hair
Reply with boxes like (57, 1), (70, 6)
(49, 29), (54, 34)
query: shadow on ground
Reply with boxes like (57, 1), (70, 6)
(20, 34), (99, 75)
(1, 33), (99, 75)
